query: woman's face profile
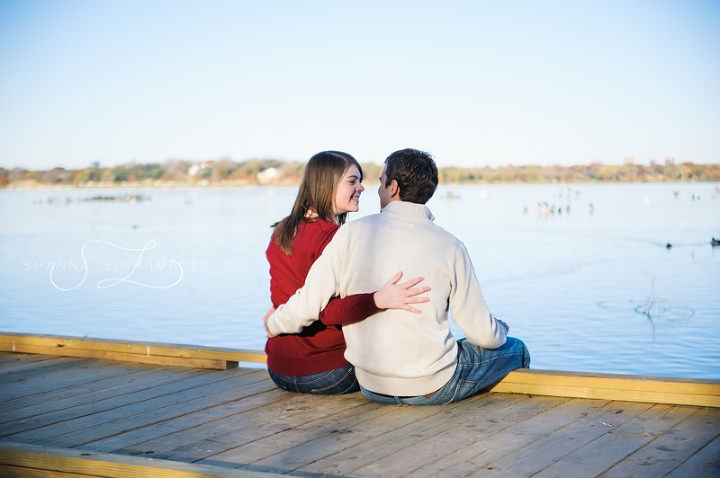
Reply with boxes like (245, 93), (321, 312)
(334, 165), (364, 216)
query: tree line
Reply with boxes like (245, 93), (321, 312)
(2, 158), (719, 188)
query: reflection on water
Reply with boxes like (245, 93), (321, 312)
(631, 273), (695, 323)
(1, 183), (719, 379)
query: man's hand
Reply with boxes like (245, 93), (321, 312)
(373, 271), (431, 314)
(263, 307), (277, 338)
(496, 318), (510, 334)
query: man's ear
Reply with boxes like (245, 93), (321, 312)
(389, 179), (400, 199)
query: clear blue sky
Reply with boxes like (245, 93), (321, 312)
(1, 0), (718, 169)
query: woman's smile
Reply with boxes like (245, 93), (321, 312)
(334, 165), (364, 215)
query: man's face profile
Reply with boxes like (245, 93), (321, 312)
(378, 164), (393, 209)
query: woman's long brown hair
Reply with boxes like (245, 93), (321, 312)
(272, 151), (363, 254)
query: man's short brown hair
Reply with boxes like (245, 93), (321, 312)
(384, 148), (438, 204)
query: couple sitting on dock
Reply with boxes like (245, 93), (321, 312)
(263, 148), (530, 405)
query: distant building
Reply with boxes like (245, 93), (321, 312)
(665, 157), (675, 166)
(188, 161), (214, 176)
(257, 167), (279, 184)
(650, 159), (657, 166)
(623, 157), (633, 165)
(91, 161), (100, 168)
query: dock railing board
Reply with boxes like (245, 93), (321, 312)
(0, 332), (265, 370)
(1, 332), (719, 408)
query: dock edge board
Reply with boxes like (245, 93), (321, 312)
(0, 441), (287, 478)
(0, 332), (266, 370)
(2, 332), (719, 407)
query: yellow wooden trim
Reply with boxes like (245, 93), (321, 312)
(489, 381), (720, 408)
(487, 369), (720, 408)
(0, 332), (265, 367)
(0, 463), (95, 477)
(497, 368), (720, 395)
(0, 343), (236, 370)
(0, 441), (286, 478)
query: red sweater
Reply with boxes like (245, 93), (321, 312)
(265, 218), (382, 375)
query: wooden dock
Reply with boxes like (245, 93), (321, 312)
(1, 333), (718, 477)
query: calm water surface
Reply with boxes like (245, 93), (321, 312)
(1, 183), (719, 379)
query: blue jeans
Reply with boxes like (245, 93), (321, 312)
(360, 337), (530, 405)
(268, 364), (360, 395)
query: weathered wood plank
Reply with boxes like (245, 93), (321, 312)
(0, 359), (127, 402)
(201, 396), (401, 467)
(4, 369), (244, 443)
(27, 370), (271, 448)
(156, 393), (378, 464)
(79, 376), (284, 455)
(0, 352), (55, 372)
(0, 366), (238, 433)
(0, 357), (95, 386)
(324, 395), (566, 477)
(408, 398), (613, 478)
(531, 403), (699, 477)
(599, 407), (720, 478)
(666, 434), (720, 478)
(0, 365), (189, 418)
(179, 394), (380, 469)
(470, 401), (656, 476)
(0, 361), (217, 430)
(229, 393), (520, 475)
(0, 441), (287, 477)
(295, 393), (529, 476)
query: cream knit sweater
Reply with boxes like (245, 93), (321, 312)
(267, 200), (507, 396)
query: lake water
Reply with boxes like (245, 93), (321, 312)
(1, 182), (719, 379)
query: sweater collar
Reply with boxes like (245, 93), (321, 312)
(381, 200), (435, 222)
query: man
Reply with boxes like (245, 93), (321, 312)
(266, 148), (530, 404)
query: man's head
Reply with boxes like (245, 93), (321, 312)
(378, 148), (438, 208)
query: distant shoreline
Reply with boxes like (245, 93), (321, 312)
(2, 159), (720, 189)
(3, 178), (720, 192)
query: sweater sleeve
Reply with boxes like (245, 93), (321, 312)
(448, 242), (507, 349)
(320, 293), (383, 326)
(314, 224), (382, 325)
(267, 225), (347, 336)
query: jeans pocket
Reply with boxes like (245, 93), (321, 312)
(309, 367), (358, 394)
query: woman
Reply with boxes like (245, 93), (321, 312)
(265, 150), (428, 394)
